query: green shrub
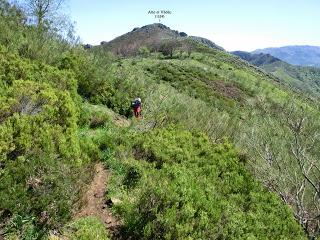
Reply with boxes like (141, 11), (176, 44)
(89, 112), (110, 129)
(0, 46), (78, 98)
(3, 214), (41, 240)
(0, 0), (74, 65)
(114, 127), (306, 239)
(138, 46), (150, 57)
(122, 166), (141, 189)
(59, 51), (98, 99)
(0, 81), (93, 232)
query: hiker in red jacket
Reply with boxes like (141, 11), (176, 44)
(132, 98), (142, 118)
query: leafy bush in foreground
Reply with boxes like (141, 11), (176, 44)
(113, 127), (306, 239)
(0, 81), (98, 237)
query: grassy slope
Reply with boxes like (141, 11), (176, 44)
(262, 61), (320, 98)
(232, 51), (320, 98)
(0, 4), (317, 237)
(94, 46), (320, 238)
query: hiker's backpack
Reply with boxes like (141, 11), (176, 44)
(132, 100), (141, 109)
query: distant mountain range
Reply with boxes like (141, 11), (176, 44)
(253, 45), (320, 67)
(232, 51), (320, 97)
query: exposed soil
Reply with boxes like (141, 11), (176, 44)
(202, 78), (244, 102)
(212, 80), (244, 101)
(73, 106), (129, 238)
(74, 163), (121, 237)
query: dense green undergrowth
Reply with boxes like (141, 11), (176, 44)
(0, 49), (100, 239)
(98, 125), (306, 239)
(91, 50), (320, 238)
(0, 0), (319, 238)
(0, 3), (100, 237)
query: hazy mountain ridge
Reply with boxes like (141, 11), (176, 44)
(232, 50), (320, 97)
(232, 51), (282, 66)
(253, 45), (320, 67)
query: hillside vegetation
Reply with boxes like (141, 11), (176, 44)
(92, 44), (320, 238)
(101, 126), (305, 239)
(0, 1), (319, 239)
(233, 50), (320, 99)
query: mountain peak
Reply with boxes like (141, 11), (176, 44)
(131, 23), (187, 37)
(140, 23), (171, 30)
(98, 23), (223, 56)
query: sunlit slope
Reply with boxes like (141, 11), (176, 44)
(93, 41), (320, 238)
(233, 50), (320, 98)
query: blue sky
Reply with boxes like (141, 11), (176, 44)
(67, 0), (320, 51)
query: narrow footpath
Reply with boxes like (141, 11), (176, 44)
(74, 163), (121, 238)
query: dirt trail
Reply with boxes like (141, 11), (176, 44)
(74, 163), (121, 236)
(109, 111), (131, 128)
(92, 104), (131, 128)
(74, 105), (128, 238)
